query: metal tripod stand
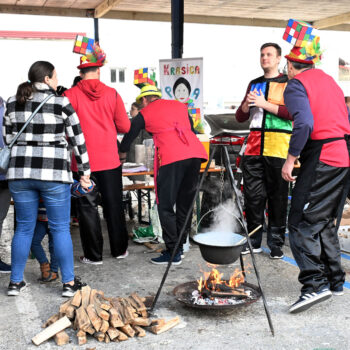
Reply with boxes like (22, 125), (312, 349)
(150, 144), (275, 336)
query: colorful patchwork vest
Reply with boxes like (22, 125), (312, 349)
(244, 74), (291, 159)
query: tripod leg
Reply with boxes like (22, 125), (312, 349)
(149, 145), (218, 312)
(222, 146), (275, 336)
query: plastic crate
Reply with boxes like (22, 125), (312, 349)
(338, 226), (350, 253)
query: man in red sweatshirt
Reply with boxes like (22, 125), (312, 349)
(64, 49), (131, 264)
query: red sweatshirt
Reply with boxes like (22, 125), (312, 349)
(64, 79), (130, 172)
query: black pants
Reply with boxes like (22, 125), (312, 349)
(289, 161), (347, 294)
(75, 166), (128, 261)
(157, 158), (201, 253)
(242, 155), (288, 249)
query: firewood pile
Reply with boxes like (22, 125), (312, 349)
(31, 285), (180, 346)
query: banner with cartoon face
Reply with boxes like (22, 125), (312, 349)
(159, 57), (204, 133)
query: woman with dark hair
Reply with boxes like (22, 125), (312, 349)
(3, 61), (91, 297)
(173, 77), (191, 103)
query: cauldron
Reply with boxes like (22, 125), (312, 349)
(193, 231), (246, 265)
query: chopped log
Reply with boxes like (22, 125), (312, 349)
(109, 307), (124, 328)
(75, 306), (91, 332)
(86, 304), (102, 332)
(42, 314), (60, 328)
(71, 290), (82, 307)
(96, 294), (112, 311)
(76, 330), (86, 337)
(126, 297), (139, 312)
(81, 285), (92, 309)
(89, 289), (98, 305)
(32, 316), (71, 346)
(65, 305), (76, 320)
(130, 293), (147, 312)
(151, 319), (166, 327)
(131, 317), (152, 327)
(117, 330), (129, 341)
(132, 325), (146, 337)
(100, 319), (109, 333)
(119, 324), (135, 338)
(107, 327), (119, 340)
(77, 334), (87, 346)
(104, 333), (111, 343)
(59, 299), (72, 316)
(54, 330), (69, 346)
(118, 298), (137, 322)
(85, 325), (95, 335)
(149, 316), (180, 335)
(92, 295), (110, 321)
(94, 332), (105, 342)
(110, 299), (127, 324)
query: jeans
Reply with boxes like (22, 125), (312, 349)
(9, 180), (74, 283)
(0, 181), (11, 238)
(31, 220), (58, 273)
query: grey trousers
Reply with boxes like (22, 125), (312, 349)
(0, 182), (11, 238)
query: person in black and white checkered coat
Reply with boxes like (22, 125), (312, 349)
(3, 61), (91, 298)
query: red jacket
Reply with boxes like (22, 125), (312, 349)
(296, 69), (350, 167)
(64, 79), (130, 171)
(141, 99), (208, 167)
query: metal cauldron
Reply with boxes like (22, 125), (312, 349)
(193, 231), (246, 265)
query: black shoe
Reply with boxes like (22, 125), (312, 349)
(0, 260), (11, 273)
(62, 277), (86, 297)
(8, 281), (26, 296)
(289, 288), (332, 313)
(269, 247), (284, 259)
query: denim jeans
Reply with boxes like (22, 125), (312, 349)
(9, 180), (74, 283)
(31, 220), (58, 273)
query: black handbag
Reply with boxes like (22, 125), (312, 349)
(0, 94), (54, 174)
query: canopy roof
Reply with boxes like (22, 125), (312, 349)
(1, 0), (350, 31)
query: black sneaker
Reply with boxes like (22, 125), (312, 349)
(0, 260), (11, 274)
(330, 285), (344, 296)
(269, 247), (284, 259)
(8, 281), (26, 296)
(151, 250), (182, 265)
(62, 277), (86, 297)
(241, 245), (262, 255)
(289, 288), (332, 313)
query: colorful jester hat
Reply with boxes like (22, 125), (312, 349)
(73, 35), (107, 69)
(283, 19), (322, 65)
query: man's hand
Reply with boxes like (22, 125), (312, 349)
(119, 152), (127, 164)
(282, 154), (297, 182)
(80, 175), (92, 189)
(246, 89), (267, 109)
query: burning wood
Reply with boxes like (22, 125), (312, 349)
(193, 265), (253, 306)
(33, 287), (180, 346)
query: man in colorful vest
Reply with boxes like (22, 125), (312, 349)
(120, 85), (208, 265)
(282, 28), (350, 313)
(236, 43), (292, 259)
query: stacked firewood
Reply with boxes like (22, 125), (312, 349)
(32, 286), (180, 346)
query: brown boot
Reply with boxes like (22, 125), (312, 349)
(38, 262), (58, 282)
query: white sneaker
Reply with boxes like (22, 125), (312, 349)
(79, 256), (103, 265)
(116, 250), (129, 259)
(241, 246), (262, 255)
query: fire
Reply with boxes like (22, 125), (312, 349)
(197, 264), (245, 293)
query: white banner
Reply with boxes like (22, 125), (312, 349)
(159, 57), (204, 133)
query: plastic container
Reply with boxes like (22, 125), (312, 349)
(338, 226), (350, 253)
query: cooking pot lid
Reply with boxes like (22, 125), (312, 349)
(193, 232), (246, 247)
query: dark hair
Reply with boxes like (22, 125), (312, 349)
(144, 95), (160, 103)
(260, 42), (282, 57)
(56, 86), (67, 96)
(80, 66), (99, 75)
(289, 60), (315, 70)
(131, 102), (141, 110)
(16, 61), (55, 105)
(173, 77), (191, 96)
(72, 76), (82, 87)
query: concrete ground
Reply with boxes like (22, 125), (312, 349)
(1, 204), (350, 350)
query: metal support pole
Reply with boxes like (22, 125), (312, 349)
(222, 146), (274, 336)
(94, 18), (99, 43)
(171, 0), (184, 58)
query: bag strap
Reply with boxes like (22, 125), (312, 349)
(8, 93), (55, 149)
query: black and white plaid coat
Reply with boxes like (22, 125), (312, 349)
(3, 83), (90, 183)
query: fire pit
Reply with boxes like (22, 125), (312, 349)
(173, 281), (260, 310)
(173, 265), (261, 310)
